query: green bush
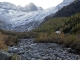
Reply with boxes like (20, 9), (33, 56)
(34, 33), (48, 43)
(34, 32), (63, 43)
(64, 35), (76, 47)
(0, 28), (31, 39)
(70, 36), (80, 51)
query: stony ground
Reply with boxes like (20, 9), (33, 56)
(9, 39), (80, 60)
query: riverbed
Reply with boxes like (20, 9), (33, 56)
(9, 39), (80, 60)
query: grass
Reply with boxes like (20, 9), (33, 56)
(12, 54), (18, 60)
(0, 32), (19, 49)
(0, 32), (8, 49)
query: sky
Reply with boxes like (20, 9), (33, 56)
(0, 0), (63, 9)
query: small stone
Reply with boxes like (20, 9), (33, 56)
(31, 58), (35, 60)
(37, 59), (42, 60)
(50, 57), (57, 60)
(42, 57), (50, 60)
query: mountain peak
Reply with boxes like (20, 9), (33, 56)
(29, 2), (35, 6)
(0, 2), (17, 10)
(25, 2), (38, 11)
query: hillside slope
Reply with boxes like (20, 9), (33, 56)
(33, 0), (80, 52)
(53, 0), (80, 17)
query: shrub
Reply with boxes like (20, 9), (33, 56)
(0, 40), (7, 49)
(64, 34), (77, 47)
(34, 33), (48, 43)
(0, 32), (7, 49)
(70, 36), (80, 51)
(34, 32), (64, 43)
(5, 35), (19, 46)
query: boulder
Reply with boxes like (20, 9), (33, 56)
(55, 31), (61, 34)
(0, 51), (12, 60)
(8, 47), (19, 53)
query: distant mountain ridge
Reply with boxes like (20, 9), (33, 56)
(0, 2), (42, 12)
(0, 2), (17, 10)
(0, 0), (75, 32)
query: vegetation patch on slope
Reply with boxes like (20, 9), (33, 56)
(32, 13), (80, 53)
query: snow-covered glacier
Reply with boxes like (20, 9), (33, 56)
(0, 8), (57, 31)
(0, 0), (74, 32)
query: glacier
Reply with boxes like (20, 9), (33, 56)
(0, 0), (74, 32)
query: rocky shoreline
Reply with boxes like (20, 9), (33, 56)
(8, 39), (80, 60)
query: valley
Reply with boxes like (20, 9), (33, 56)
(0, 0), (74, 32)
(0, 0), (80, 60)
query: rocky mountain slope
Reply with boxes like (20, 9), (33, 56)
(55, 0), (74, 10)
(0, 0), (75, 32)
(43, 0), (75, 22)
(36, 0), (80, 34)
(53, 0), (80, 17)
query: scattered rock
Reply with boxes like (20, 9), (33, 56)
(8, 39), (80, 60)
(31, 58), (35, 60)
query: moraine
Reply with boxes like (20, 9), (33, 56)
(8, 39), (80, 60)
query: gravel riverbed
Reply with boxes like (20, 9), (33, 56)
(9, 39), (80, 60)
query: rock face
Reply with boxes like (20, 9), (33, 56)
(8, 39), (80, 60)
(0, 51), (12, 60)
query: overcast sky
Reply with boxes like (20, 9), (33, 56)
(0, 0), (63, 9)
